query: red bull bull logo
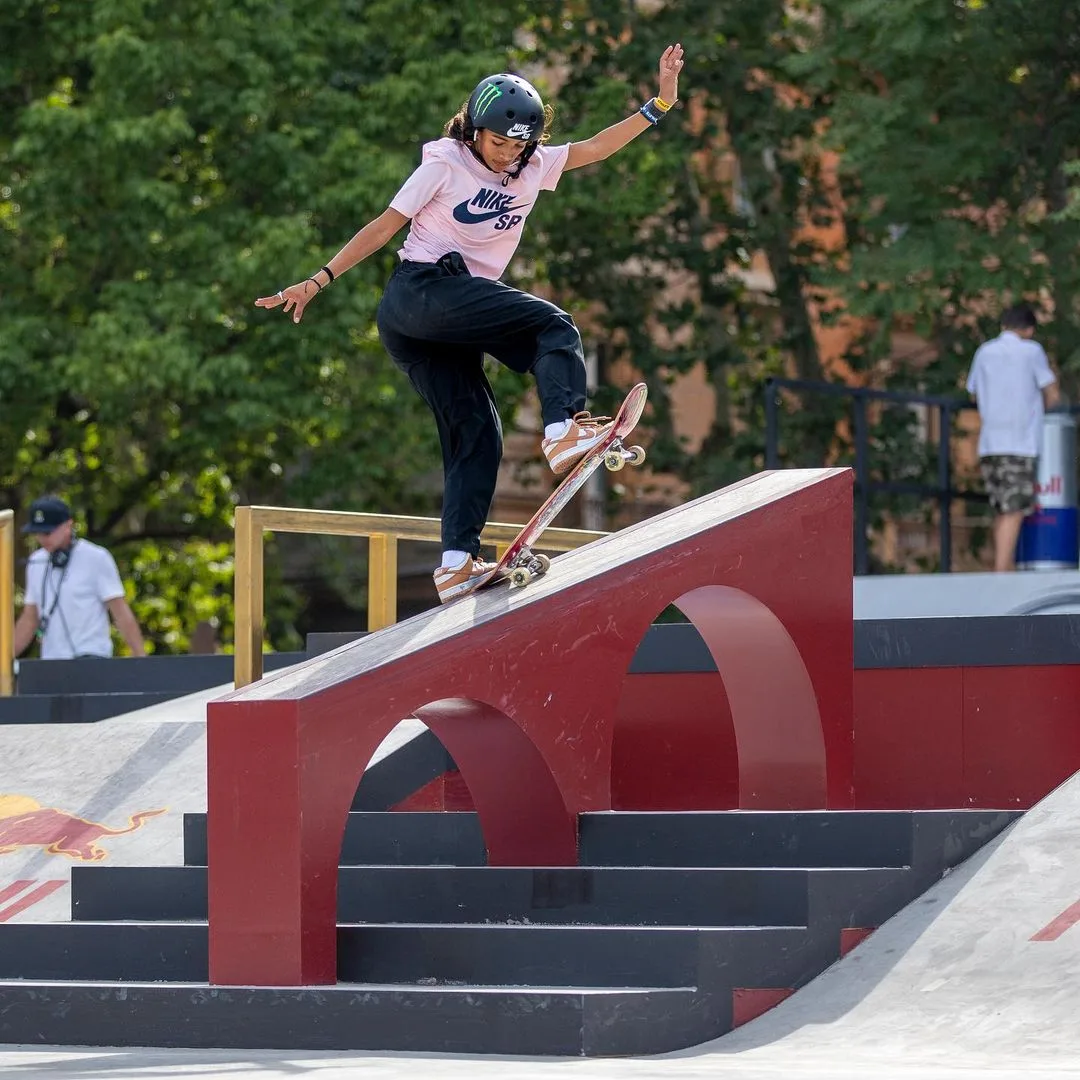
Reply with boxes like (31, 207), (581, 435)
(0, 794), (166, 862)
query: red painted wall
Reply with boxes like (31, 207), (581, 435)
(611, 673), (739, 810)
(391, 666), (1080, 813)
(611, 667), (1080, 811)
(852, 669), (966, 809)
(854, 665), (1080, 809)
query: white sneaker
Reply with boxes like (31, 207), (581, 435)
(432, 556), (501, 603)
(541, 412), (615, 475)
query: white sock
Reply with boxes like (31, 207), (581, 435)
(545, 419), (572, 440)
(441, 550), (469, 569)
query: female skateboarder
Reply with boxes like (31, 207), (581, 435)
(257, 44), (684, 602)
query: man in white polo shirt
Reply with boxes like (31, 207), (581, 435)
(12, 495), (146, 659)
(966, 304), (1061, 572)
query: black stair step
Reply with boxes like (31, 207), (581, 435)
(579, 810), (917, 867)
(183, 809), (922, 869)
(0, 921), (813, 990)
(183, 811), (486, 867)
(580, 809), (1020, 870)
(0, 923), (208, 982)
(73, 864), (821, 925)
(0, 980), (706, 1055)
(73, 866), (209, 923)
(182, 809), (1019, 870)
(339, 922), (812, 989)
(351, 727), (457, 812)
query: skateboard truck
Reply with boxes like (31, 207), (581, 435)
(603, 440), (647, 472)
(507, 550), (552, 588)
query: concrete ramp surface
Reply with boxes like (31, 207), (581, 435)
(698, 766), (1080, 1073)
(0, 683), (425, 923)
(0, 689), (214, 922)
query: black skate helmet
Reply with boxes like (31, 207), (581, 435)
(467, 73), (545, 142)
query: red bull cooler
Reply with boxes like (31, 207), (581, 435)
(1017, 412), (1079, 570)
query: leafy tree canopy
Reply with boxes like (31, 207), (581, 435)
(7, 0), (1078, 639)
(1, 0), (530, 648)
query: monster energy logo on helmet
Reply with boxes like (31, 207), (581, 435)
(473, 82), (503, 119)
(467, 73), (545, 141)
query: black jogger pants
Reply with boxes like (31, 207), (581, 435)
(375, 252), (587, 556)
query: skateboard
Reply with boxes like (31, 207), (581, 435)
(483, 382), (648, 591)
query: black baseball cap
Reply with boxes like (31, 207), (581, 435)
(23, 495), (73, 534)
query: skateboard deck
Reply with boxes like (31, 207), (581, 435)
(482, 382), (648, 592)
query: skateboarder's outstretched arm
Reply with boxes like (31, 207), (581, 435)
(256, 44), (683, 324)
(254, 207), (409, 324)
(564, 43), (684, 172)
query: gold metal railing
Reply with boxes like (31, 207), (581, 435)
(0, 510), (12, 695)
(233, 506), (608, 688)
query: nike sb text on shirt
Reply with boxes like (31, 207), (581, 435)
(390, 139), (570, 280)
(452, 188), (526, 228)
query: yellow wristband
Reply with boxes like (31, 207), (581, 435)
(655, 96), (673, 112)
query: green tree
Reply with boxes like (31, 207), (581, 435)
(795, 0), (1080, 388)
(1, 0), (530, 649)
(779, 0), (1080, 567)
(526, 0), (840, 494)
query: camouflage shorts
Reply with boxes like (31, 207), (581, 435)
(980, 454), (1037, 515)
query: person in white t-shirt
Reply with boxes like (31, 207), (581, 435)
(256, 45), (685, 602)
(966, 304), (1061, 572)
(12, 495), (146, 660)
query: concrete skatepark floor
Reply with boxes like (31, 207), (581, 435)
(0, 684), (425, 922)
(0, 1045), (1076, 1078)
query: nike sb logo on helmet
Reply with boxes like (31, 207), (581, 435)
(505, 123), (535, 139)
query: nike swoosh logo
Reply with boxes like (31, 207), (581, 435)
(452, 200), (525, 224)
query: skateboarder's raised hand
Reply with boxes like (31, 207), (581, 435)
(255, 52), (684, 601)
(562, 43), (684, 171)
(658, 43), (684, 106)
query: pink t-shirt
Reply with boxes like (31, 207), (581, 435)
(390, 138), (570, 281)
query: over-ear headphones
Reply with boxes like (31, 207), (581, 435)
(49, 536), (77, 569)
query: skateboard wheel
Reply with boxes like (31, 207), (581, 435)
(604, 450), (625, 472)
(533, 553), (551, 574)
(509, 567), (532, 588)
(627, 445), (646, 466)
